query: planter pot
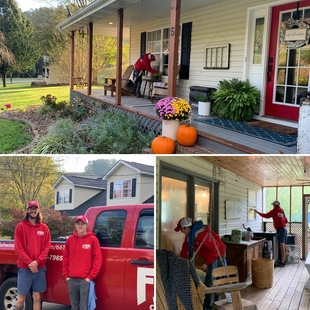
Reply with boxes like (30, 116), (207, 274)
(161, 119), (180, 141)
(198, 101), (211, 116)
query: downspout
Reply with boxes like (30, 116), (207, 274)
(167, 0), (181, 97)
(87, 22), (93, 96)
(116, 8), (124, 105)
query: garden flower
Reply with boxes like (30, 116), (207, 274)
(154, 97), (191, 120)
(4, 104), (11, 109)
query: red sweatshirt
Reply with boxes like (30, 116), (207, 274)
(180, 226), (226, 266)
(134, 53), (159, 74)
(14, 219), (51, 269)
(62, 231), (102, 280)
(256, 206), (287, 230)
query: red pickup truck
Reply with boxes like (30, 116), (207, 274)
(0, 204), (154, 310)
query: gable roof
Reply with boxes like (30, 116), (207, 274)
(102, 160), (154, 180)
(52, 173), (107, 190)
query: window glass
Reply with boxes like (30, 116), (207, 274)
(253, 17), (264, 64)
(135, 209), (154, 248)
(94, 210), (126, 247)
(58, 189), (70, 204)
(113, 180), (132, 199)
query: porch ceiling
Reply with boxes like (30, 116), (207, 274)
(58, 0), (221, 33)
(200, 156), (310, 187)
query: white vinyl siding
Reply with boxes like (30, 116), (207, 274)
(130, 0), (274, 100)
(54, 179), (101, 211)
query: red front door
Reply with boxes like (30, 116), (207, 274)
(265, 2), (310, 121)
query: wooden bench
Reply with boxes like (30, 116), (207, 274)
(304, 252), (310, 288)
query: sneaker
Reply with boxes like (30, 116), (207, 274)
(278, 262), (286, 267)
(225, 292), (232, 303)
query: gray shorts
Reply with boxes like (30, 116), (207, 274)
(17, 267), (47, 295)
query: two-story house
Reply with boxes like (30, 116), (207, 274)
(53, 160), (154, 215)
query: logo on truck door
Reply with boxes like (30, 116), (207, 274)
(137, 267), (154, 309)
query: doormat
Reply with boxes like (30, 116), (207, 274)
(245, 120), (297, 135)
(193, 117), (297, 147)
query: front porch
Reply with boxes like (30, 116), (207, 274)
(73, 89), (298, 154)
(241, 260), (309, 310)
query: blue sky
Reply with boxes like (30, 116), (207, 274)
(16, 0), (51, 12)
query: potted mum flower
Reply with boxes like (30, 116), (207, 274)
(154, 96), (191, 140)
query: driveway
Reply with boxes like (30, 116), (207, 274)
(42, 303), (70, 310)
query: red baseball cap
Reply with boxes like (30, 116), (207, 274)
(74, 215), (88, 224)
(174, 217), (192, 232)
(148, 53), (156, 61)
(27, 200), (39, 208)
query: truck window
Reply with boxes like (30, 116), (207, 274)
(93, 210), (126, 247)
(135, 209), (154, 248)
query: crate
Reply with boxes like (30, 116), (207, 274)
(286, 245), (300, 264)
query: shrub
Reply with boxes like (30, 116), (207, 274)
(0, 208), (75, 240)
(37, 94), (69, 115)
(31, 110), (155, 154)
(211, 78), (260, 121)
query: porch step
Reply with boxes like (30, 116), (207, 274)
(143, 142), (216, 154)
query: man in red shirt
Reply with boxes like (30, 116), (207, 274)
(255, 200), (288, 267)
(14, 200), (51, 310)
(132, 53), (159, 97)
(175, 217), (228, 310)
(62, 215), (102, 310)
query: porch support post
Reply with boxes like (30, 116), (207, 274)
(70, 30), (75, 90)
(116, 8), (124, 105)
(87, 22), (93, 95)
(167, 0), (181, 97)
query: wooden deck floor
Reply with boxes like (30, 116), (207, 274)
(241, 260), (310, 310)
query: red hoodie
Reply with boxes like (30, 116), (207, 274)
(256, 206), (287, 230)
(14, 219), (51, 269)
(134, 53), (159, 74)
(180, 226), (226, 266)
(62, 231), (102, 280)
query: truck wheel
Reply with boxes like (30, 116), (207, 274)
(0, 277), (33, 310)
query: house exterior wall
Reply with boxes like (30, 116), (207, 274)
(48, 63), (70, 85)
(106, 165), (154, 205)
(54, 179), (102, 210)
(130, 0), (273, 101)
(156, 156), (263, 242)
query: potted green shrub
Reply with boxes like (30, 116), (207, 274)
(211, 78), (260, 121)
(194, 91), (212, 116)
(151, 73), (162, 81)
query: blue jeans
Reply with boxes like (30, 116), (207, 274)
(203, 255), (227, 310)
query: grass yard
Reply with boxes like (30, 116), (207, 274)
(0, 82), (70, 111)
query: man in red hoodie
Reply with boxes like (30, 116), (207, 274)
(14, 200), (51, 310)
(132, 53), (159, 97)
(255, 200), (288, 267)
(175, 217), (228, 310)
(62, 215), (102, 310)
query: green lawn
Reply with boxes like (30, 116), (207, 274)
(0, 82), (71, 112)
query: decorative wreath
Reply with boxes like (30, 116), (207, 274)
(279, 18), (310, 48)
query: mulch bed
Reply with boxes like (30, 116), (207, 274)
(0, 106), (59, 153)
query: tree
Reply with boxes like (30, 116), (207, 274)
(0, 31), (15, 69)
(84, 159), (118, 175)
(0, 0), (41, 86)
(0, 156), (63, 219)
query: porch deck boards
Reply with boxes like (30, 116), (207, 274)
(77, 89), (297, 154)
(241, 260), (310, 310)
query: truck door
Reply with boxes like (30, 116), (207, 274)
(124, 207), (154, 310)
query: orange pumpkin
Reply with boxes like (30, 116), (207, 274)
(151, 136), (175, 154)
(176, 124), (198, 146)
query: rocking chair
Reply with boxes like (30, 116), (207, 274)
(103, 65), (134, 97)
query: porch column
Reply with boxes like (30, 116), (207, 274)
(87, 22), (93, 96)
(116, 8), (124, 105)
(70, 30), (75, 89)
(167, 0), (181, 97)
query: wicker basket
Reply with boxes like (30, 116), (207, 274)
(251, 258), (274, 288)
